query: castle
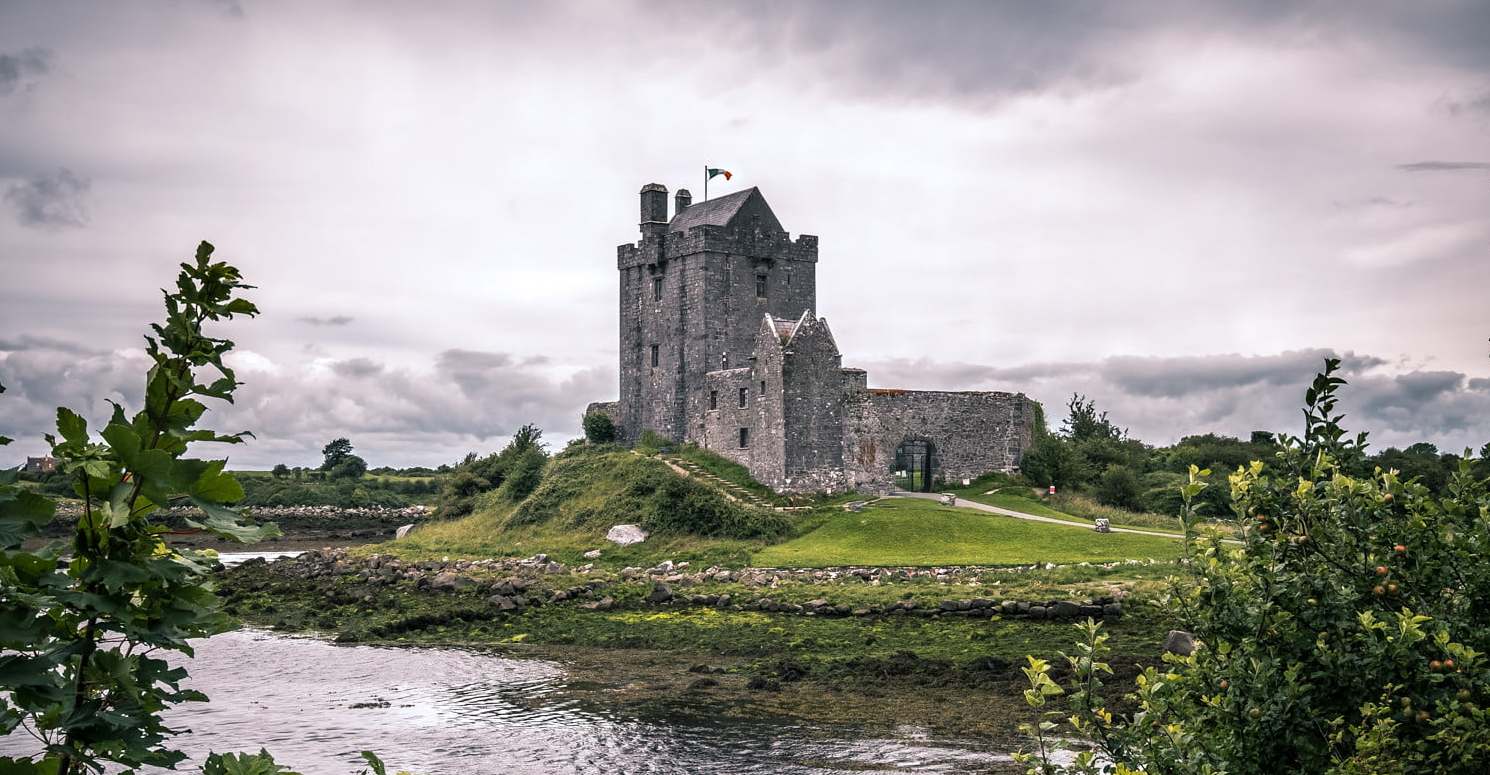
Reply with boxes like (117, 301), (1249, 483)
(587, 183), (1036, 494)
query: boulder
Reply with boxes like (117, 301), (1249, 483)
(1050, 601), (1081, 619)
(395, 524), (416, 540)
(579, 596), (616, 611)
(1163, 630), (1196, 656)
(582, 549), (602, 559)
(1102, 603), (1123, 618)
(646, 582), (674, 604)
(430, 571), (471, 591)
(487, 594), (520, 611)
(606, 524), (649, 546)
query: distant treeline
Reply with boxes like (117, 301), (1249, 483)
(1020, 394), (1490, 518)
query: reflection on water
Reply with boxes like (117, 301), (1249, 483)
(2, 555), (1018, 773)
(215, 550), (305, 567)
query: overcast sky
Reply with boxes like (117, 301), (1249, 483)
(2, 0), (1488, 469)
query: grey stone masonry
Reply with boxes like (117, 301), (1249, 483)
(598, 181), (1035, 493)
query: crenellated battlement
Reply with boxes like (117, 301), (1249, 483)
(618, 227), (817, 269)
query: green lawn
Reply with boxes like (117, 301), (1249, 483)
(951, 485), (1186, 536)
(751, 498), (1184, 567)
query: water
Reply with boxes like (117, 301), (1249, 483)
(2, 552), (1020, 774)
(214, 549), (305, 567)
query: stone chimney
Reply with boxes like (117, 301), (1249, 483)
(640, 183), (668, 238)
(675, 188), (692, 214)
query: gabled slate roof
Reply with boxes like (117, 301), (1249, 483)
(668, 187), (784, 235)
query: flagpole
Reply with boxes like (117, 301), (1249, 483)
(704, 164), (708, 202)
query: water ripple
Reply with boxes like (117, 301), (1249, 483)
(1, 628), (1013, 774)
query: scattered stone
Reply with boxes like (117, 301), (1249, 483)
(606, 524), (649, 546)
(1102, 603), (1123, 618)
(1163, 630), (1196, 656)
(582, 549), (602, 559)
(686, 677), (719, 691)
(745, 676), (781, 691)
(487, 594), (520, 611)
(579, 596), (615, 611)
(394, 524), (415, 540)
(1050, 601), (1081, 619)
(646, 582), (674, 604)
(430, 572), (472, 591)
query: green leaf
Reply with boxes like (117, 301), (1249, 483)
(56, 407), (88, 445)
(190, 462), (245, 504)
(102, 422), (142, 466)
(0, 491), (57, 547)
(186, 498), (281, 543)
(359, 751), (388, 775)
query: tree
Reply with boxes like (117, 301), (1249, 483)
(0, 242), (281, 774)
(271, 463), (290, 479)
(1062, 393), (1125, 442)
(1016, 359), (1490, 774)
(1095, 464), (1143, 511)
(432, 425), (549, 517)
(328, 454), (367, 480)
(321, 437), (353, 470)
(582, 411), (618, 444)
(1020, 435), (1087, 490)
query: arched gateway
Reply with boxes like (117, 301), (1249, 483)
(893, 439), (934, 492)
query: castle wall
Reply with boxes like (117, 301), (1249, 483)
(776, 321), (849, 493)
(699, 367), (757, 467)
(843, 389), (1035, 493)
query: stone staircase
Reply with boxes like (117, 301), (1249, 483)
(658, 454), (779, 510)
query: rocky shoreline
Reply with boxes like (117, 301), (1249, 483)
(271, 547), (1130, 622)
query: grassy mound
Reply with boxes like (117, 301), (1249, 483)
(752, 499), (1184, 567)
(506, 445), (790, 539)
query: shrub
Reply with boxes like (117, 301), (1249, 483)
(495, 446), (546, 502)
(635, 429), (672, 455)
(1095, 464), (1143, 511)
(508, 445), (788, 539)
(432, 425), (548, 516)
(329, 454), (367, 480)
(1020, 435), (1087, 490)
(582, 411), (617, 444)
(1016, 359), (1490, 775)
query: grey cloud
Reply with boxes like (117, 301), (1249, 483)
(1333, 196), (1414, 209)
(862, 350), (1487, 452)
(1445, 91), (1490, 116)
(1, 339), (611, 468)
(0, 48), (50, 95)
(680, 1), (1490, 105)
(297, 315), (354, 326)
(0, 335), (106, 356)
(1397, 161), (1490, 172)
(329, 358), (384, 378)
(1101, 350), (1387, 399)
(4, 168), (89, 228)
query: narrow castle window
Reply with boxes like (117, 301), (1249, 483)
(760, 380), (766, 396)
(755, 274), (767, 298)
(709, 390), (717, 410)
(652, 276), (662, 301)
(739, 427), (749, 448)
(650, 344), (659, 368)
(738, 387), (748, 408)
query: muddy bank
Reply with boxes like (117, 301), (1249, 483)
(219, 548), (1172, 742)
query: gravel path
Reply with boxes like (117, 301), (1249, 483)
(889, 491), (1188, 540)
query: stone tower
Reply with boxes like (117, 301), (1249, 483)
(615, 183), (818, 444)
(589, 179), (1036, 495)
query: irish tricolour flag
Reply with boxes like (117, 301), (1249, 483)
(706, 167), (732, 181)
